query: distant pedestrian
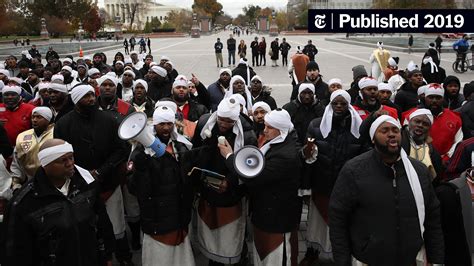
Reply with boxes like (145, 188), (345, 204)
(147, 37), (151, 54)
(26, 38), (30, 45)
(279, 38), (291, 66)
(214, 37), (224, 67)
(129, 36), (136, 51)
(227, 34), (236, 66)
(270, 38), (279, 67)
(258, 37), (266, 66)
(408, 34), (414, 54)
(250, 37), (259, 67)
(435, 34), (443, 55)
(123, 38), (129, 55)
(303, 40), (318, 61)
(238, 40), (247, 59)
(13, 39), (18, 47)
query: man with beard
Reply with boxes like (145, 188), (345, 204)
(191, 98), (257, 266)
(301, 90), (365, 265)
(251, 101), (271, 147)
(119, 69), (135, 102)
(47, 75), (74, 123)
(208, 69), (231, 112)
(401, 109), (443, 181)
(11, 107), (54, 187)
(249, 75), (277, 110)
(395, 63), (425, 112)
(129, 106), (196, 265)
(377, 82), (402, 118)
(92, 53), (111, 74)
(97, 75), (134, 122)
(130, 51), (144, 70)
(5, 55), (19, 78)
(283, 83), (324, 145)
(353, 77), (398, 121)
(416, 84), (462, 162)
(0, 86), (35, 147)
(224, 75), (253, 114)
(54, 85), (132, 266)
(147, 66), (171, 102)
(129, 79), (155, 118)
(21, 68), (41, 99)
(114, 61), (125, 80)
(329, 115), (444, 266)
(290, 61), (329, 106)
(60, 65), (79, 92)
(75, 63), (89, 84)
(172, 77), (208, 122)
(3, 139), (115, 266)
(442, 75), (464, 110)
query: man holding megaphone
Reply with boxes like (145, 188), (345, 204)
(218, 108), (302, 266)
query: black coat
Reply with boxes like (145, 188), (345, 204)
(305, 115), (367, 195)
(53, 109), (128, 193)
(252, 91), (277, 110)
(48, 96), (75, 123)
(270, 41), (279, 60)
(291, 78), (329, 106)
(395, 81), (421, 112)
(231, 64), (256, 86)
(282, 99), (325, 144)
(279, 42), (291, 55)
(192, 114), (257, 207)
(459, 101), (474, 139)
(186, 100), (209, 122)
(329, 150), (444, 266)
(3, 167), (115, 266)
(189, 82), (211, 110)
(147, 78), (172, 102)
(129, 142), (194, 236)
(226, 131), (302, 233)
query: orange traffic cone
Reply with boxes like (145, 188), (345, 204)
(79, 46), (83, 57)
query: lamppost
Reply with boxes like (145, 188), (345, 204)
(191, 13), (201, 38)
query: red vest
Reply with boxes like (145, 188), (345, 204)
(353, 104), (398, 120)
(0, 102), (35, 146)
(430, 109), (462, 157)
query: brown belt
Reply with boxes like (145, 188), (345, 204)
(198, 198), (242, 230)
(149, 229), (188, 246)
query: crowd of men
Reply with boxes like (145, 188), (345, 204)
(0, 37), (473, 266)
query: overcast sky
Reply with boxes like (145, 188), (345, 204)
(98, 0), (288, 18)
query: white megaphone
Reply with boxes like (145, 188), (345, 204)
(118, 112), (166, 157)
(233, 145), (265, 179)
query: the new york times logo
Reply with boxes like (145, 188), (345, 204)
(308, 9), (474, 33)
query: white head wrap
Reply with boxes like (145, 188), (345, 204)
(377, 41), (383, 49)
(70, 84), (94, 104)
(260, 109), (294, 155)
(38, 142), (74, 167)
(155, 100), (177, 113)
(0, 69), (9, 77)
(150, 66), (167, 77)
(134, 79), (148, 92)
(123, 69), (136, 79)
(2, 85), (21, 95)
(369, 114), (425, 237)
(252, 101), (271, 114)
(225, 75), (252, 112)
(61, 65), (72, 73)
(165, 61), (174, 69)
(8, 77), (23, 85)
(358, 77), (378, 89)
(32, 106), (53, 121)
(97, 74), (118, 87)
(38, 82), (51, 91)
(173, 79), (188, 88)
(230, 93), (248, 114)
(298, 83), (315, 103)
(219, 68), (232, 76)
(115, 60), (124, 67)
(320, 90), (362, 139)
(152, 106), (193, 150)
(328, 78), (342, 87)
(124, 58), (133, 65)
(251, 75), (263, 83)
(422, 56), (438, 74)
(407, 60), (419, 72)
(417, 85), (428, 96)
(409, 108), (433, 125)
(388, 57), (398, 67)
(84, 56), (91, 61)
(200, 98), (244, 151)
(88, 68), (100, 77)
(378, 83), (394, 93)
(424, 83), (444, 97)
(175, 74), (187, 81)
(62, 58), (72, 64)
(160, 55), (170, 61)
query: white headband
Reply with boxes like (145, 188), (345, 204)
(424, 83), (444, 97)
(378, 83), (394, 93)
(264, 109), (293, 133)
(173, 79), (188, 88)
(417, 85), (428, 96)
(155, 100), (177, 113)
(358, 77), (378, 89)
(298, 83), (315, 95)
(0, 69), (9, 77)
(252, 101), (271, 114)
(32, 106), (53, 121)
(49, 83), (68, 94)
(38, 82), (51, 91)
(71, 85), (94, 104)
(134, 79), (148, 92)
(219, 68), (232, 76)
(150, 66), (167, 77)
(369, 115), (401, 140)
(2, 85), (21, 95)
(217, 97), (240, 121)
(152, 106), (176, 125)
(409, 108), (434, 124)
(328, 78), (342, 87)
(38, 142), (74, 167)
(123, 69), (136, 79)
(61, 66), (72, 73)
(98, 73), (118, 87)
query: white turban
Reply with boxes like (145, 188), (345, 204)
(261, 109), (294, 155)
(97, 74), (118, 87)
(84, 56), (91, 61)
(369, 115), (401, 140)
(172, 79), (188, 88)
(417, 85), (428, 96)
(217, 97), (240, 121)
(8, 77), (23, 85)
(160, 55), (170, 61)
(165, 61), (174, 69)
(378, 83), (394, 93)
(358, 77), (378, 89)
(88, 68), (100, 77)
(388, 57), (398, 67)
(226, 75), (252, 112)
(2, 85), (21, 95)
(155, 100), (177, 113)
(150, 66), (167, 77)
(134, 79), (148, 92)
(252, 101), (271, 114)
(320, 90), (362, 139)
(377, 41), (383, 49)
(49, 81), (68, 94)
(175, 74), (187, 82)
(230, 93), (248, 114)
(407, 60), (419, 72)
(38, 142), (74, 167)
(298, 83), (315, 103)
(61, 66), (72, 73)
(71, 85), (94, 104)
(409, 108), (434, 125)
(124, 58), (133, 65)
(153, 106), (176, 125)
(424, 83), (444, 97)
(0, 69), (9, 77)
(123, 69), (136, 79)
(328, 78), (342, 87)
(115, 60), (124, 66)
(38, 82), (51, 91)
(251, 75), (263, 83)
(219, 68), (232, 76)
(32, 106), (53, 121)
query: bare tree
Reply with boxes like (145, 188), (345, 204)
(115, 0), (151, 30)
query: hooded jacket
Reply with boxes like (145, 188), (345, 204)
(443, 75), (465, 110)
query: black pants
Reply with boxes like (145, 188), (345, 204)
(259, 53), (266, 66)
(115, 233), (133, 262)
(282, 54), (288, 66)
(252, 53), (259, 66)
(124, 47), (129, 55)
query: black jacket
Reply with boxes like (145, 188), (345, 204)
(305, 115), (367, 195)
(421, 64), (446, 84)
(189, 82), (211, 110)
(279, 42), (291, 55)
(3, 167), (115, 266)
(302, 44), (318, 61)
(270, 41), (279, 60)
(48, 96), (75, 123)
(226, 131), (302, 233)
(192, 114), (257, 207)
(395, 81), (422, 112)
(443, 75), (464, 110)
(250, 41), (259, 54)
(147, 78), (172, 102)
(458, 101), (474, 139)
(329, 150), (444, 266)
(129, 97), (155, 118)
(129, 142), (194, 236)
(214, 41), (223, 53)
(291, 78), (329, 106)
(252, 90), (277, 110)
(282, 99), (325, 144)
(185, 100), (208, 122)
(54, 109), (128, 193)
(227, 38), (236, 51)
(232, 64), (256, 86)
